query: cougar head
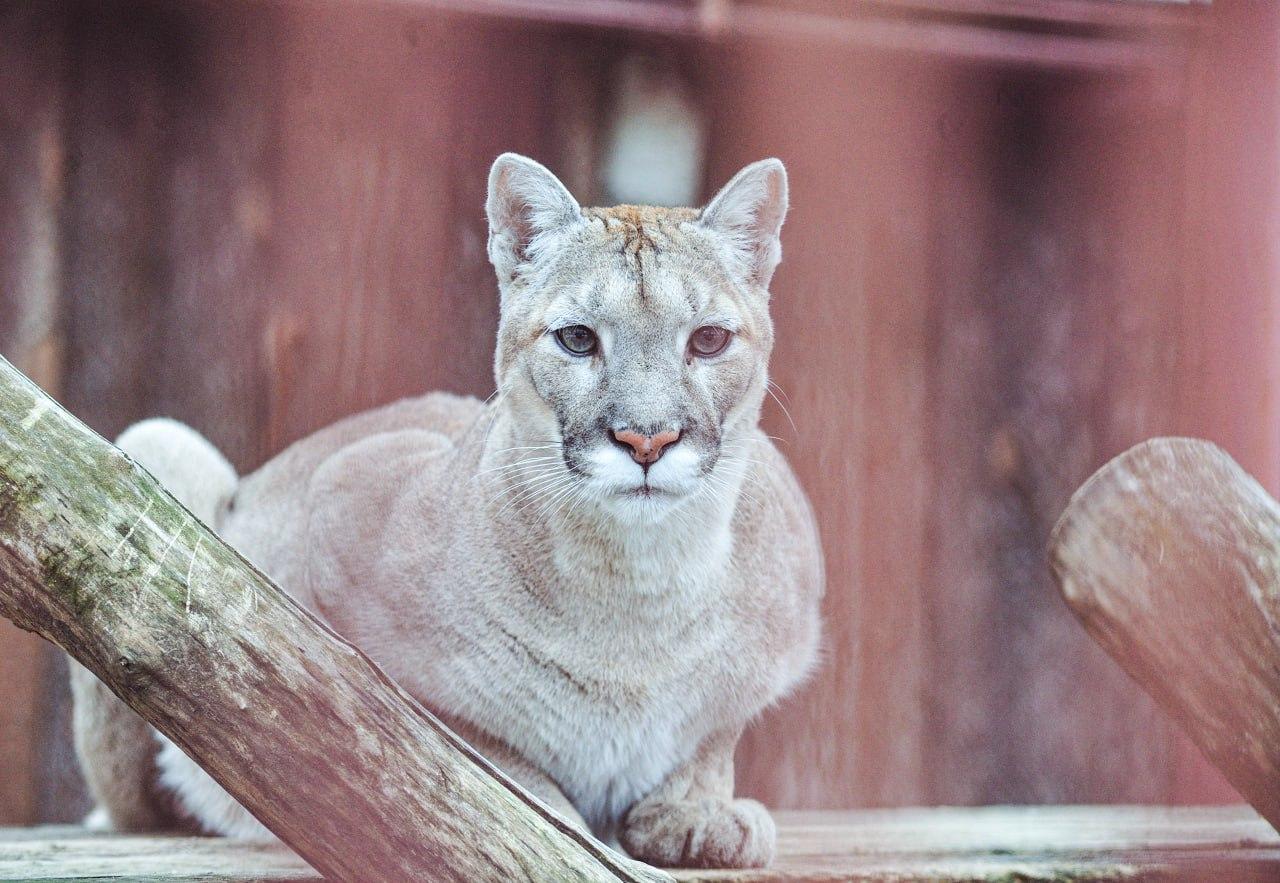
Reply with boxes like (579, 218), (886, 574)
(485, 153), (787, 520)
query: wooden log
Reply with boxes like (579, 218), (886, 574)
(0, 354), (671, 883)
(1048, 437), (1280, 830)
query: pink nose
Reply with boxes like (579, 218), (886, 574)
(612, 429), (681, 465)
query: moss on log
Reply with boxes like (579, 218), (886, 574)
(0, 354), (671, 883)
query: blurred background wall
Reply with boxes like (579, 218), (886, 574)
(1, 0), (1273, 823)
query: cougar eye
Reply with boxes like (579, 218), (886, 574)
(689, 326), (732, 358)
(554, 325), (598, 356)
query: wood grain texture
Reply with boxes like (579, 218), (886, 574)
(712, 21), (1229, 807)
(58, 0), (179, 442)
(260, 2), (569, 453)
(0, 356), (670, 883)
(1168, 0), (1280, 808)
(1049, 438), (1280, 833)
(1177, 1), (1280, 494)
(711, 41), (942, 808)
(0, 0), (65, 825)
(916, 68), (1198, 806)
(340, 0), (1197, 69)
(5, 806), (1280, 882)
(147, 0), (277, 473)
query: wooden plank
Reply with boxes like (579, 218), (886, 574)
(49, 0), (240, 826)
(740, 0), (1202, 29)
(0, 0), (64, 826)
(0, 631), (45, 825)
(1164, 0), (1280, 806)
(917, 67), (1202, 805)
(711, 41), (941, 808)
(146, 0), (278, 474)
(58, 0), (176, 442)
(0, 828), (315, 882)
(712, 16), (1216, 808)
(2, 807), (1278, 881)
(260, 2), (567, 452)
(1177, 4), (1280, 493)
(353, 0), (1197, 69)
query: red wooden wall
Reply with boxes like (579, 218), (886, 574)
(2, 0), (1274, 822)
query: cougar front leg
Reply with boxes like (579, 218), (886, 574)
(68, 659), (169, 830)
(620, 728), (776, 869)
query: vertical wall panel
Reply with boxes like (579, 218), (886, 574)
(150, 0), (279, 471)
(59, 0), (182, 440)
(0, 1), (64, 826)
(708, 40), (945, 807)
(258, 5), (585, 454)
(920, 67), (1206, 805)
(1170, 0), (1280, 804)
(710, 15), (1241, 808)
(1179, 3), (1280, 492)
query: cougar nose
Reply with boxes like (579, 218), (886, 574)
(611, 428), (681, 466)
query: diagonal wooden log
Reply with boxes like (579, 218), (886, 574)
(0, 354), (672, 883)
(1049, 437), (1280, 831)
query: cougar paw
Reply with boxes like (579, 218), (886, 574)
(620, 798), (777, 869)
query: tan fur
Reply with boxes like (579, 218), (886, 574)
(69, 661), (170, 831)
(71, 155), (824, 869)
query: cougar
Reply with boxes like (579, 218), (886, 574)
(70, 153), (824, 869)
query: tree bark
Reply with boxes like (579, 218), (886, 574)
(0, 354), (670, 883)
(1048, 437), (1280, 830)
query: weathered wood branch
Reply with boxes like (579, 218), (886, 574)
(0, 354), (671, 883)
(1049, 437), (1280, 831)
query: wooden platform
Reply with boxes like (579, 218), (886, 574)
(2, 806), (1278, 882)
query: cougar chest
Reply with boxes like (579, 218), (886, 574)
(516, 621), (710, 825)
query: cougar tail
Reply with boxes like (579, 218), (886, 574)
(115, 418), (237, 529)
(70, 419), (237, 832)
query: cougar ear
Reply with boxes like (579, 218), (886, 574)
(698, 158), (789, 289)
(486, 153), (583, 286)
